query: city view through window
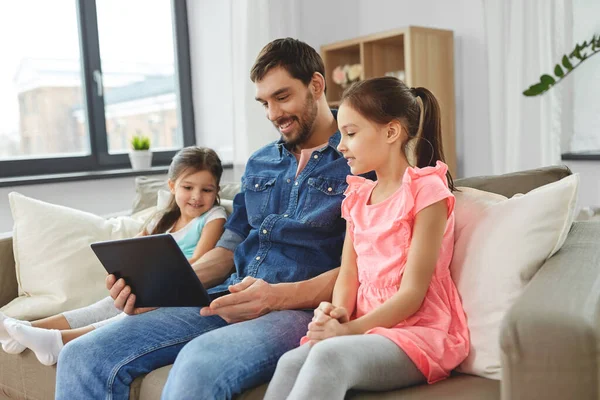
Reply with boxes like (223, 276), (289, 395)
(0, 0), (181, 161)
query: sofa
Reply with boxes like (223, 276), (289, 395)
(1, 165), (599, 400)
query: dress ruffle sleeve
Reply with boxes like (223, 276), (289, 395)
(404, 161), (455, 217)
(341, 175), (367, 242)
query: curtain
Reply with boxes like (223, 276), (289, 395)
(483, 0), (572, 174)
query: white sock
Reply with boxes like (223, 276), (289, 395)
(4, 320), (63, 366)
(0, 312), (30, 354)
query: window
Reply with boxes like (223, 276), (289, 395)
(0, 0), (195, 178)
(567, 0), (600, 155)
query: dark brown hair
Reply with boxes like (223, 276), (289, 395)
(341, 77), (454, 191)
(150, 147), (223, 234)
(250, 38), (326, 93)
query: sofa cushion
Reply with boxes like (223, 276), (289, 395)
(131, 176), (169, 214)
(1, 193), (142, 321)
(132, 176), (238, 216)
(0, 349), (56, 399)
(0, 348), (142, 400)
(451, 174), (579, 379)
(454, 165), (571, 198)
(135, 365), (499, 400)
(0, 232), (16, 309)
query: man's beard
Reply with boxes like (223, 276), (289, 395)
(276, 92), (318, 150)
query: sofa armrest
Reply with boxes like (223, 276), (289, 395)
(500, 221), (600, 400)
(0, 232), (17, 308)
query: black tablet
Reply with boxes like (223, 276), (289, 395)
(91, 234), (212, 307)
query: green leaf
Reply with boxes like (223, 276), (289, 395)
(523, 32), (600, 97)
(540, 74), (556, 86)
(554, 64), (564, 77)
(523, 83), (547, 96)
(523, 88), (538, 96)
(562, 55), (573, 70)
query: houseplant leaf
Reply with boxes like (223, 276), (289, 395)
(540, 74), (556, 86)
(554, 64), (564, 77)
(562, 55), (573, 70)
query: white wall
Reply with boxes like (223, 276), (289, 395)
(564, 161), (600, 210)
(299, 0), (492, 179)
(0, 177), (141, 232)
(187, 0), (235, 163)
(570, 0), (600, 152)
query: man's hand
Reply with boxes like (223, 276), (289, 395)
(200, 276), (276, 323)
(105, 274), (156, 316)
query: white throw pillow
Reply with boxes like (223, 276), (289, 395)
(451, 174), (579, 379)
(1, 193), (143, 321)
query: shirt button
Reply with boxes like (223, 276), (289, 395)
(294, 182), (298, 186)
(287, 179), (291, 183)
(327, 187), (333, 192)
(262, 229), (268, 234)
(313, 155), (318, 159)
(255, 256), (261, 260)
(283, 214), (289, 217)
(254, 183), (259, 188)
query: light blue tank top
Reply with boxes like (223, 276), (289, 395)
(173, 214), (207, 259)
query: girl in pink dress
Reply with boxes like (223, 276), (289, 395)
(264, 77), (469, 400)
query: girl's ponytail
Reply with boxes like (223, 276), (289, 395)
(412, 87), (455, 191)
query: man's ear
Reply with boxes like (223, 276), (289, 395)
(311, 72), (326, 99)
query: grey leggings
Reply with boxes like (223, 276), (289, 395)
(264, 334), (426, 400)
(62, 296), (126, 329)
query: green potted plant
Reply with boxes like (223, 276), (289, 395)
(129, 132), (152, 170)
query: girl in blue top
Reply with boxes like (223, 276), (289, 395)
(0, 147), (227, 366)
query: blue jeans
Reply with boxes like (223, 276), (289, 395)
(55, 307), (312, 400)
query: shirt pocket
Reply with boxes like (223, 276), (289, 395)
(301, 177), (347, 229)
(243, 175), (277, 227)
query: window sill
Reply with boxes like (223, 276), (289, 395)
(0, 166), (171, 188)
(561, 152), (600, 161)
(0, 163), (236, 188)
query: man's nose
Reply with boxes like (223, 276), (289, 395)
(267, 103), (282, 122)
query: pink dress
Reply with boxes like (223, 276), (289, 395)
(343, 161), (469, 383)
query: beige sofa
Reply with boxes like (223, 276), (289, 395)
(1, 165), (599, 400)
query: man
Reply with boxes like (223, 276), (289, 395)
(55, 38), (351, 399)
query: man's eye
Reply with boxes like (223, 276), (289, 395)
(277, 95), (288, 101)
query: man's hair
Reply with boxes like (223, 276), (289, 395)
(250, 38), (326, 92)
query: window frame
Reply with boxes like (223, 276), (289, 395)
(0, 0), (195, 179)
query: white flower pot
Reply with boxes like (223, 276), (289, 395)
(129, 150), (153, 170)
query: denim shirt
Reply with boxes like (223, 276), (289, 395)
(211, 118), (352, 294)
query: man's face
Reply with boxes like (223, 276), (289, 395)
(255, 67), (318, 149)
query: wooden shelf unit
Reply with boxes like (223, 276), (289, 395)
(321, 26), (456, 175)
